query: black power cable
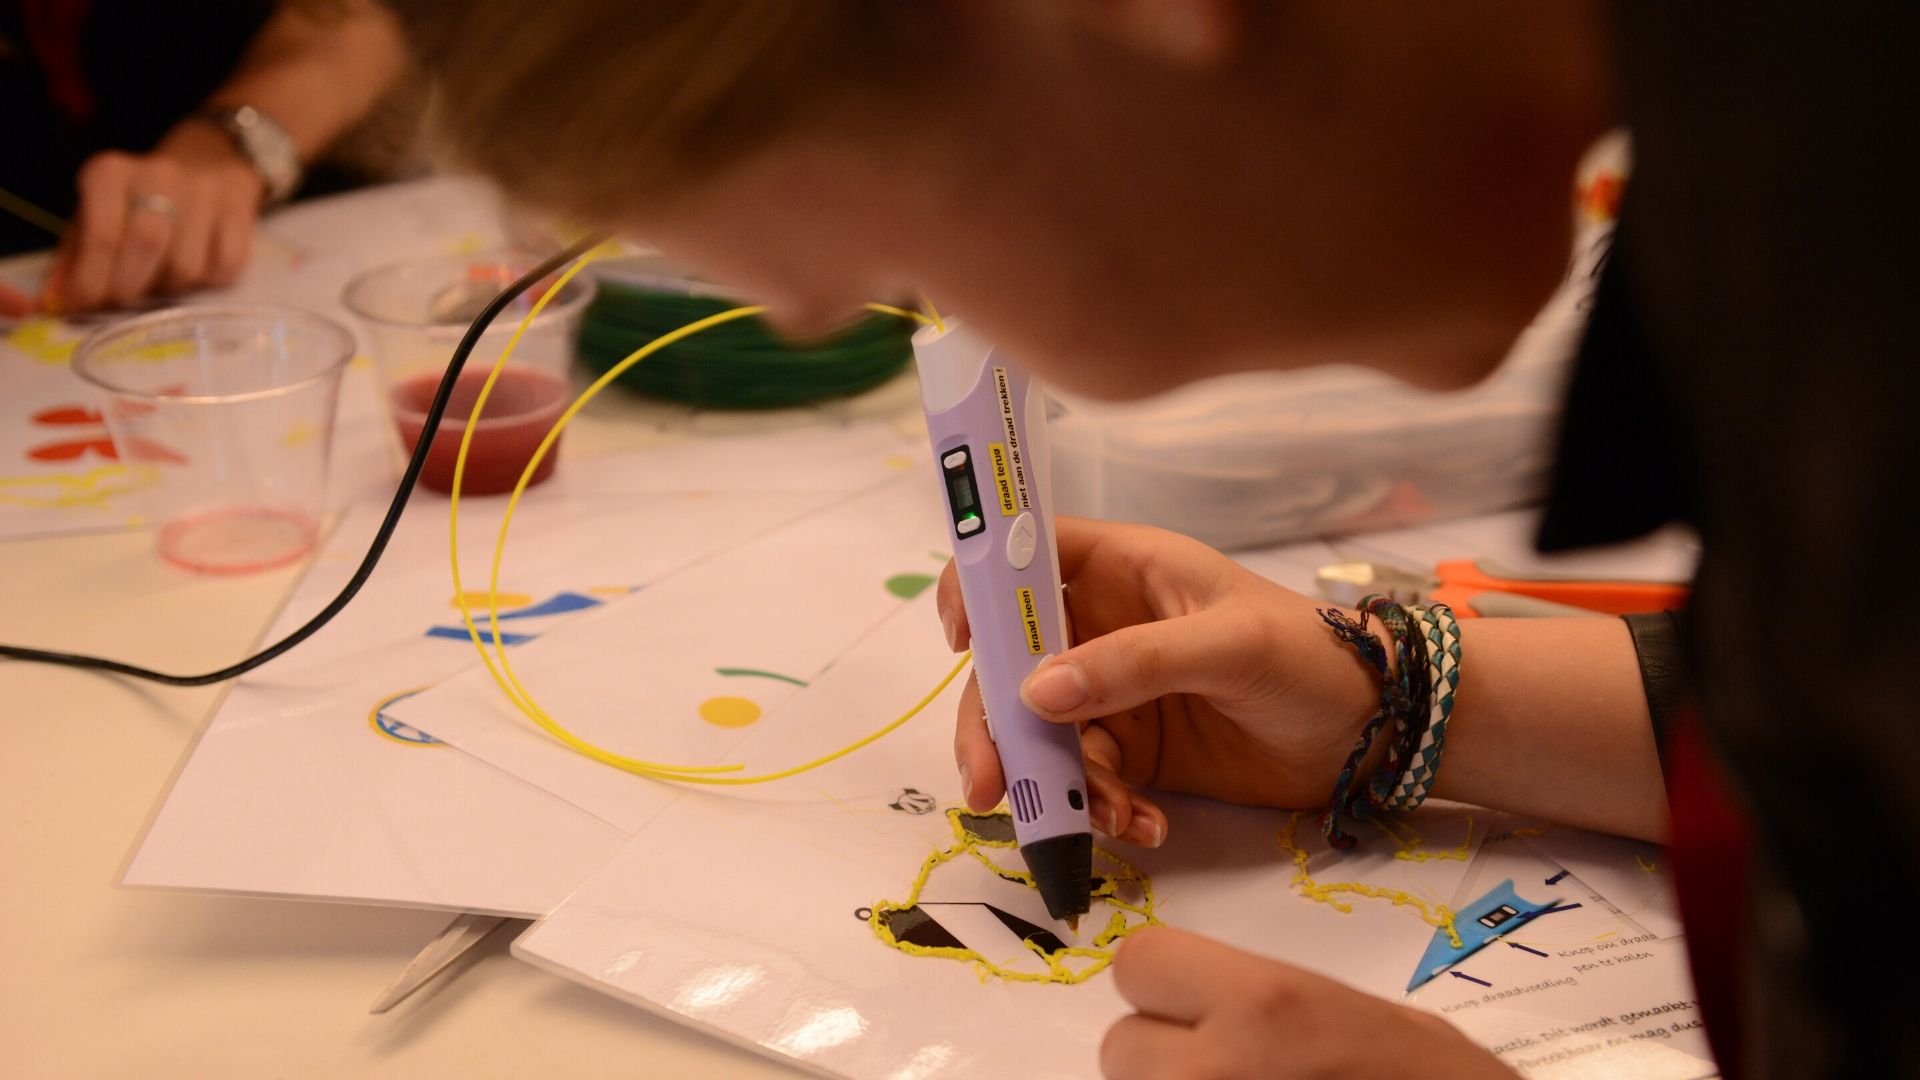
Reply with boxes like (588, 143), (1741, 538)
(0, 233), (607, 687)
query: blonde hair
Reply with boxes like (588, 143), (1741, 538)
(389, 1), (932, 220)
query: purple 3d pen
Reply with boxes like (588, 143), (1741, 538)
(914, 320), (1093, 927)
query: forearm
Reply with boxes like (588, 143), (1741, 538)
(1428, 617), (1669, 842)
(194, 0), (409, 161)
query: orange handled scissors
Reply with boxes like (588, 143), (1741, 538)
(1315, 558), (1689, 618)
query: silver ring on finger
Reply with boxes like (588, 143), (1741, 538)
(128, 192), (180, 222)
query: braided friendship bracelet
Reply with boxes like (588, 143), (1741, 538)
(1314, 595), (1430, 847)
(1386, 603), (1460, 811)
(1314, 602), (1396, 849)
(1367, 596), (1432, 814)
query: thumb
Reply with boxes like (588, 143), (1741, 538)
(1019, 606), (1272, 723)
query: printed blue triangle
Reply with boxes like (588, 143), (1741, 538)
(1406, 878), (1558, 993)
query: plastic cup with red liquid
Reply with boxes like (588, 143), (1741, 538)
(71, 305), (353, 574)
(342, 252), (594, 496)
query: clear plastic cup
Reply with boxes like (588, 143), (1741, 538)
(72, 305), (353, 574)
(342, 251), (594, 496)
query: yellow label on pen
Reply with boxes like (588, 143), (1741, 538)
(993, 367), (1032, 511)
(1016, 587), (1044, 654)
(988, 442), (1017, 516)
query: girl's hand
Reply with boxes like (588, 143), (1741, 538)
(1102, 927), (1516, 1079)
(940, 517), (1387, 847)
(45, 122), (264, 313)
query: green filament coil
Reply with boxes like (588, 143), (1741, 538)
(578, 274), (914, 409)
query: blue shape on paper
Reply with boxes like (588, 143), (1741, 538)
(491, 591), (602, 620)
(424, 626), (537, 646)
(421, 591), (608, 646)
(1406, 878), (1557, 993)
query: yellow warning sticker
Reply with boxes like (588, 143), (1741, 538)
(988, 443), (1017, 516)
(1016, 587), (1044, 654)
(992, 367), (1032, 510)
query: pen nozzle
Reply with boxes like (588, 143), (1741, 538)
(1022, 833), (1093, 924)
(1066, 915), (1081, 935)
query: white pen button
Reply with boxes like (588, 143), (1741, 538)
(1006, 512), (1037, 569)
(943, 450), (968, 469)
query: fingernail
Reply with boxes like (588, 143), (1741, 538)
(1122, 816), (1164, 849)
(1088, 798), (1117, 835)
(1022, 659), (1087, 714)
(940, 609), (958, 651)
(958, 761), (973, 804)
(1104, 803), (1120, 836)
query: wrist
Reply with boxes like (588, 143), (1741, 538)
(157, 121), (267, 203)
(181, 105), (302, 206)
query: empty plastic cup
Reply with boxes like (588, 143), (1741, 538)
(72, 305), (352, 574)
(342, 252), (593, 495)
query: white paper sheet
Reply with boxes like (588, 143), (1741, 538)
(514, 593), (1485, 1079)
(124, 424), (923, 914)
(1411, 826), (1714, 1077)
(1520, 828), (1684, 941)
(387, 469), (954, 834)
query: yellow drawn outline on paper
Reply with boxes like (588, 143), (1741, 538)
(1370, 813), (1475, 863)
(0, 464), (149, 509)
(867, 808), (1159, 985)
(1279, 811), (1464, 949)
(9, 315), (203, 367)
(6, 318), (79, 364)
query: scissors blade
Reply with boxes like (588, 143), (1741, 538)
(368, 912), (515, 1014)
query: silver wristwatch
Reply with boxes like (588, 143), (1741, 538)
(204, 105), (303, 206)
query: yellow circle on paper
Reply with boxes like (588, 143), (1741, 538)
(699, 695), (763, 728)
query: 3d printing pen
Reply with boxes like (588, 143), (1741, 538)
(914, 320), (1093, 928)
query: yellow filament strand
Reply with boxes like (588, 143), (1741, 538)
(1280, 812), (1463, 949)
(868, 808), (1159, 984)
(445, 260), (963, 785)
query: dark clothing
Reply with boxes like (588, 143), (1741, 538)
(1542, 3), (1920, 1076)
(0, 0), (272, 254)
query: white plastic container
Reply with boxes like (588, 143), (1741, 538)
(1049, 137), (1625, 550)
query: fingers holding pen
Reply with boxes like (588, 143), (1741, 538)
(936, 559), (971, 651)
(1084, 724), (1166, 848)
(953, 672), (1005, 812)
(1020, 606), (1272, 726)
(954, 666), (1166, 845)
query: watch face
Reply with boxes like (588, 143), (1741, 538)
(223, 106), (301, 203)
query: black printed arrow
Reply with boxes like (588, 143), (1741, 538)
(1507, 942), (1549, 958)
(1450, 971), (1492, 987)
(1545, 869), (1570, 885)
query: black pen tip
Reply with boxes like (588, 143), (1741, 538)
(1022, 832), (1093, 922)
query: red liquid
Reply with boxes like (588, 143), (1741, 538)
(393, 367), (568, 495)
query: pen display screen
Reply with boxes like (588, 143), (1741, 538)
(949, 473), (978, 514)
(942, 446), (985, 536)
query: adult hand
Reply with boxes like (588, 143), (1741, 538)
(1101, 926), (1516, 1079)
(45, 120), (264, 313)
(941, 517), (1390, 848)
